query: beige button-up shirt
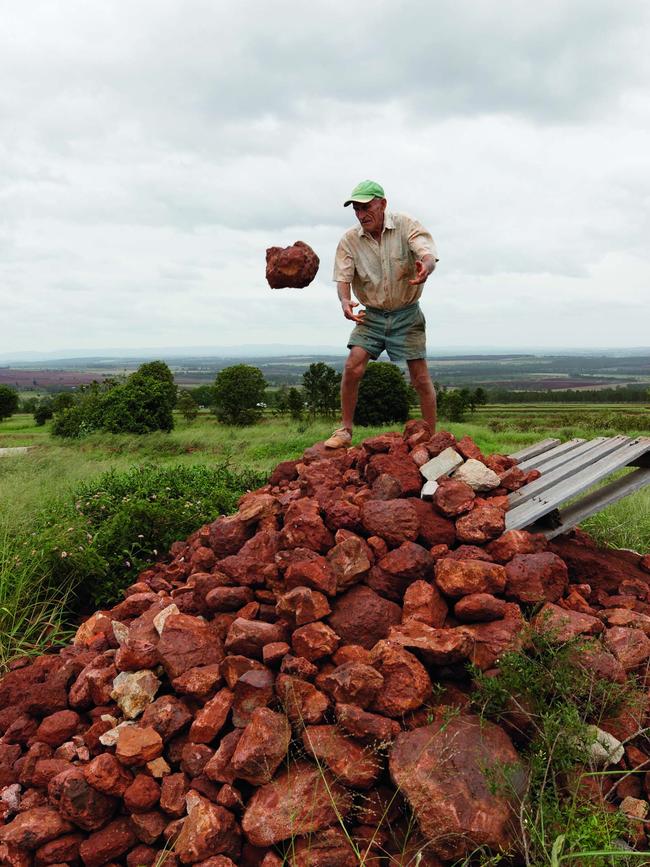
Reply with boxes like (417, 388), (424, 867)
(333, 211), (438, 311)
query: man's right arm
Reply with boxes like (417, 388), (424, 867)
(337, 282), (365, 323)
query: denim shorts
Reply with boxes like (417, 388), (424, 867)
(347, 302), (427, 362)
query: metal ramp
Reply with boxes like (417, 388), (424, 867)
(505, 435), (650, 539)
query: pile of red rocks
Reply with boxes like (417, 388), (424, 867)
(1, 421), (650, 866)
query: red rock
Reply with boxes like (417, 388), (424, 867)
(157, 614), (224, 680)
(115, 639), (160, 672)
(432, 478), (475, 517)
(287, 827), (358, 867)
(505, 552), (568, 603)
(0, 806), (74, 849)
(116, 726), (163, 767)
(327, 585), (401, 650)
(302, 725), (381, 789)
(209, 514), (252, 558)
(34, 832), (84, 866)
(367, 542), (434, 601)
(275, 675), (329, 725)
(410, 446), (430, 467)
(266, 241), (319, 289)
(390, 715), (525, 860)
(455, 507), (505, 544)
(189, 689), (234, 744)
(360, 500), (419, 548)
(435, 559), (507, 597)
(269, 460), (299, 486)
(181, 742), (213, 777)
(402, 580), (448, 627)
(231, 668), (275, 727)
(456, 435), (484, 461)
(159, 773), (189, 818)
(408, 499), (457, 548)
(404, 419), (431, 442)
(262, 641), (289, 666)
(445, 544), (494, 562)
(321, 497), (361, 533)
(326, 536), (371, 592)
(175, 795), (239, 863)
(362, 433), (405, 454)
(203, 731), (243, 785)
(280, 654), (319, 680)
(29, 758), (73, 789)
(551, 537), (650, 596)
(365, 453), (422, 497)
(69, 654), (117, 709)
(604, 627), (650, 670)
(369, 641), (431, 717)
(483, 453), (516, 474)
(568, 642), (626, 684)
(454, 593), (506, 622)
(83, 752), (133, 796)
(498, 466), (529, 491)
(319, 662), (384, 708)
(532, 603), (603, 643)
(49, 768), (117, 831)
(79, 817), (138, 867)
(276, 587), (330, 625)
(464, 603), (526, 670)
(124, 775), (161, 813)
(219, 655), (264, 689)
(424, 431), (457, 457)
(335, 703), (401, 744)
(126, 845), (158, 867)
(206, 587), (254, 611)
(141, 695), (193, 743)
(284, 556), (337, 596)
(366, 535), (388, 560)
(241, 761), (352, 847)
(231, 708), (291, 785)
(223, 618), (288, 660)
(291, 622), (339, 661)
(279, 498), (334, 553)
(389, 621), (472, 666)
(34, 711), (80, 747)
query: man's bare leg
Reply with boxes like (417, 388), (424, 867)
(341, 346), (371, 430)
(407, 358), (437, 432)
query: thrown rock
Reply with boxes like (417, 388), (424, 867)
(265, 241), (320, 289)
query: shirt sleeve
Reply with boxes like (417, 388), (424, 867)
(406, 216), (439, 262)
(333, 235), (356, 282)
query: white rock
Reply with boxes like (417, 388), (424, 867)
(452, 458), (501, 491)
(153, 603), (180, 636)
(420, 448), (464, 481)
(99, 720), (136, 747)
(111, 670), (161, 719)
(112, 620), (130, 645)
(420, 480), (439, 499)
(587, 726), (624, 766)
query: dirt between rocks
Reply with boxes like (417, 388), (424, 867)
(0, 421), (649, 866)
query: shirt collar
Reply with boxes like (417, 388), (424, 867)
(357, 210), (395, 238)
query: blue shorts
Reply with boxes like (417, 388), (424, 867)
(348, 302), (427, 362)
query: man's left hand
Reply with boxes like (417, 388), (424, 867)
(408, 259), (430, 285)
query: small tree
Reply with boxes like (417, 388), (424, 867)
(302, 362), (341, 418)
(192, 384), (217, 408)
(354, 362), (410, 426)
(0, 385), (19, 421)
(177, 389), (199, 423)
(440, 389), (468, 422)
(34, 400), (54, 426)
(51, 392), (75, 413)
(214, 364), (267, 426)
(287, 387), (304, 420)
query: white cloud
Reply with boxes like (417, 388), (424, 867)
(0, 0), (649, 353)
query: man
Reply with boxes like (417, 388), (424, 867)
(324, 180), (438, 449)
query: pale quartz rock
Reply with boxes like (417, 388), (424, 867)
(153, 603), (180, 635)
(420, 480), (439, 499)
(111, 670), (161, 719)
(452, 458), (501, 492)
(587, 726), (624, 766)
(112, 620), (130, 645)
(99, 720), (136, 747)
(420, 448), (464, 482)
(147, 757), (172, 778)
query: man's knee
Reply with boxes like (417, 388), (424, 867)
(409, 365), (434, 392)
(344, 353), (368, 382)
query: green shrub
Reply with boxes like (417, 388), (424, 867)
(39, 462), (265, 609)
(0, 385), (19, 421)
(214, 364), (267, 425)
(354, 362), (409, 426)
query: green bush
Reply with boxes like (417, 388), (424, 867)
(0, 385), (19, 421)
(214, 364), (267, 425)
(39, 462), (265, 609)
(354, 362), (410, 426)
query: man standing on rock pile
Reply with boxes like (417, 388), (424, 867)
(325, 180), (439, 448)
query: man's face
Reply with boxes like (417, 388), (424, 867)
(353, 197), (386, 236)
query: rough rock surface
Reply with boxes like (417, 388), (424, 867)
(265, 240), (320, 289)
(0, 425), (647, 866)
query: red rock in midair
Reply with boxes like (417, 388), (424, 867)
(265, 241), (320, 289)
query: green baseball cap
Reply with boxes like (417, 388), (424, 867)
(344, 179), (385, 207)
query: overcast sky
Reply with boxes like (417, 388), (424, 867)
(1, 0), (649, 356)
